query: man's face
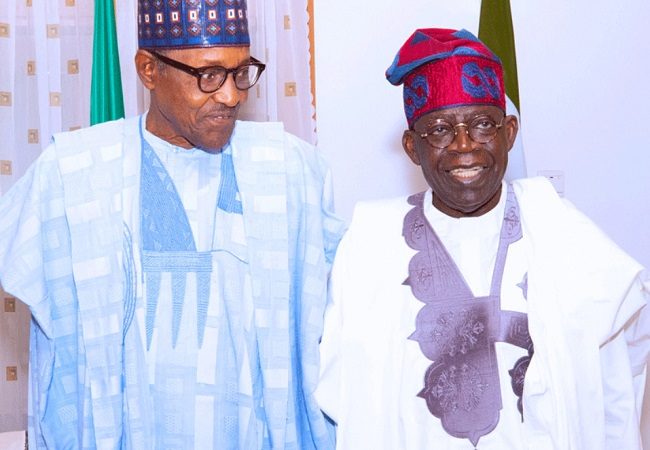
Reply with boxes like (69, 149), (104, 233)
(138, 46), (251, 153)
(403, 105), (518, 218)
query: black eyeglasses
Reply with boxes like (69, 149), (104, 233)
(417, 115), (506, 149)
(148, 50), (266, 93)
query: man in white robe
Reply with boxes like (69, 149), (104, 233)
(0, 1), (344, 449)
(316, 28), (649, 450)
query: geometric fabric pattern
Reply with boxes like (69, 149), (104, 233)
(138, 0), (250, 48)
(0, 116), (345, 449)
(386, 28), (505, 126)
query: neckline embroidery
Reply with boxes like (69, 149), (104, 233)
(403, 185), (533, 446)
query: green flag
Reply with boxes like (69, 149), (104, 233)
(90, 0), (125, 125)
(478, 0), (520, 112)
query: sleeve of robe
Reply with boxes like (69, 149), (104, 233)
(314, 224), (351, 424)
(279, 130), (348, 448)
(0, 145), (67, 447)
(598, 277), (648, 449)
(516, 177), (648, 450)
(0, 146), (62, 333)
(561, 195), (649, 449)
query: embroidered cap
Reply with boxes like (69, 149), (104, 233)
(138, 0), (250, 49)
(386, 28), (505, 127)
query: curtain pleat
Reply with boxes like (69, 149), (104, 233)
(0, 0), (94, 433)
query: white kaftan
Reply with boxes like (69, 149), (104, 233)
(317, 178), (648, 450)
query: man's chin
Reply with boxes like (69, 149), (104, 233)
(194, 124), (237, 153)
(194, 134), (233, 154)
(197, 145), (227, 154)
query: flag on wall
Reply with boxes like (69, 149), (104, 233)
(478, 0), (519, 112)
(90, 0), (125, 125)
(478, 0), (526, 180)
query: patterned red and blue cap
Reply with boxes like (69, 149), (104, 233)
(386, 28), (505, 127)
(138, 0), (249, 49)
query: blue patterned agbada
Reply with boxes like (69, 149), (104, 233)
(0, 116), (345, 449)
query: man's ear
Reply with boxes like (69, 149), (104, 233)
(134, 49), (157, 90)
(402, 130), (421, 165)
(504, 114), (519, 153)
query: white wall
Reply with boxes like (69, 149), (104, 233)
(314, 0), (650, 270)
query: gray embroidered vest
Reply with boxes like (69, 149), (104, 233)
(403, 186), (534, 447)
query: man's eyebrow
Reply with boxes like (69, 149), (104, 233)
(432, 110), (498, 121)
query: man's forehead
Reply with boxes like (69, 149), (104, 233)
(417, 105), (503, 125)
(167, 45), (251, 64)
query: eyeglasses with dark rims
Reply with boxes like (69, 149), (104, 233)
(148, 50), (266, 93)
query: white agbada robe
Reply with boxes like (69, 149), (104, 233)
(317, 178), (648, 450)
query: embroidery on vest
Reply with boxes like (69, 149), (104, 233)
(403, 185), (534, 446)
(139, 119), (215, 349)
(122, 223), (137, 342)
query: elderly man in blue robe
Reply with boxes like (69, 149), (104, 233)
(0, 1), (344, 449)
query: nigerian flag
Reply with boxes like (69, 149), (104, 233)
(478, 0), (527, 179)
(478, 0), (520, 112)
(90, 0), (125, 125)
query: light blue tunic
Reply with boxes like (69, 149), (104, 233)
(0, 116), (345, 449)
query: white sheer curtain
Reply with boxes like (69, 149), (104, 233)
(0, 0), (94, 433)
(115, 0), (147, 118)
(0, 0), (94, 194)
(243, 0), (316, 143)
(115, 0), (317, 144)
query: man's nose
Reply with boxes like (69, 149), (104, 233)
(211, 74), (243, 107)
(449, 124), (473, 152)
